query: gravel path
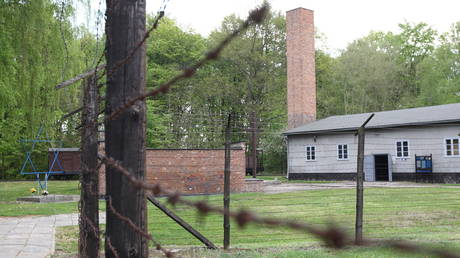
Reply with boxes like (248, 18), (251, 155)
(0, 213), (105, 258)
(263, 181), (459, 194)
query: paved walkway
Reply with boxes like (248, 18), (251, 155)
(263, 181), (460, 194)
(0, 213), (105, 258)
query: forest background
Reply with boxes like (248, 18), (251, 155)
(1, 0), (459, 179)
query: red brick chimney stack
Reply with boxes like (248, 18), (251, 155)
(286, 8), (316, 129)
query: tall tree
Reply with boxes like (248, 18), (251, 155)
(0, 0), (96, 178)
(397, 22), (437, 97)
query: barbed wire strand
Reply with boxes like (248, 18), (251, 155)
(98, 153), (460, 258)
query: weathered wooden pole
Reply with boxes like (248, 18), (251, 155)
(147, 196), (217, 249)
(251, 111), (258, 178)
(224, 113), (232, 249)
(355, 114), (374, 244)
(79, 75), (100, 257)
(105, 0), (148, 257)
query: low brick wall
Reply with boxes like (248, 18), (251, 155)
(145, 148), (246, 195)
(99, 147), (246, 195)
(241, 179), (264, 192)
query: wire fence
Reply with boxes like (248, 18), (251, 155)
(52, 2), (460, 258)
(144, 186), (460, 248)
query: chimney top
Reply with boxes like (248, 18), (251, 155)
(286, 7), (314, 13)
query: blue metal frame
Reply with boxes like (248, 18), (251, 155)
(19, 126), (66, 192)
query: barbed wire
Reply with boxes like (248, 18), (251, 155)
(105, 196), (173, 257)
(98, 152), (460, 258)
(72, 2), (460, 257)
(103, 5), (269, 122)
(106, 237), (120, 258)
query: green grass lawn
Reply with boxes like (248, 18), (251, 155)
(0, 180), (81, 216)
(53, 186), (460, 257)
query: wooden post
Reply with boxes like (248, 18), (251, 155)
(355, 114), (374, 244)
(251, 111), (258, 178)
(224, 113), (232, 249)
(147, 196), (217, 249)
(355, 126), (365, 243)
(105, 1), (148, 257)
(79, 75), (100, 257)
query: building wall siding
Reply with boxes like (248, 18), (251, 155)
(287, 124), (460, 179)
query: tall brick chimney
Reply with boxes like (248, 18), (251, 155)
(286, 8), (316, 129)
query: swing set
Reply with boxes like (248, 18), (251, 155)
(19, 126), (66, 193)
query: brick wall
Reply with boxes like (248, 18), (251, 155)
(286, 8), (316, 129)
(145, 148), (246, 195)
(99, 147), (246, 195)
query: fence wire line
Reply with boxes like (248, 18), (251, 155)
(77, 4), (270, 258)
(102, 5), (268, 124)
(98, 152), (460, 258)
(74, 2), (460, 258)
(105, 196), (173, 257)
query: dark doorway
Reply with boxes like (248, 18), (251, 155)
(374, 155), (389, 181)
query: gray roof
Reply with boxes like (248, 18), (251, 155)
(283, 103), (460, 135)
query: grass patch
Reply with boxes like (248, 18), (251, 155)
(55, 186), (460, 257)
(0, 180), (82, 216)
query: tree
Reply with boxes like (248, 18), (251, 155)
(0, 0), (96, 178)
(417, 22), (460, 105)
(397, 22), (437, 97)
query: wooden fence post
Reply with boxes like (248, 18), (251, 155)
(355, 114), (374, 244)
(104, 0), (148, 257)
(251, 111), (258, 178)
(79, 75), (100, 257)
(224, 113), (232, 249)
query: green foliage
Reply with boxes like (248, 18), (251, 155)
(318, 21), (459, 116)
(1, 1), (459, 177)
(0, 0), (98, 178)
(144, 5), (288, 173)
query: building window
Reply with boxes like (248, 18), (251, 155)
(396, 140), (409, 158)
(337, 144), (348, 160)
(305, 145), (316, 161)
(445, 138), (460, 157)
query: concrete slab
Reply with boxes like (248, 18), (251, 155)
(1, 238), (28, 245)
(16, 195), (80, 203)
(0, 212), (104, 258)
(2, 250), (19, 258)
(5, 233), (30, 239)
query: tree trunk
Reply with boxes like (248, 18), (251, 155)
(104, 0), (148, 257)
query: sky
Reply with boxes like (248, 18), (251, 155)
(145, 0), (460, 53)
(78, 0), (460, 54)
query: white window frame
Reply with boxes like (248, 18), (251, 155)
(395, 140), (410, 159)
(337, 144), (349, 160)
(305, 145), (316, 161)
(445, 137), (460, 157)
